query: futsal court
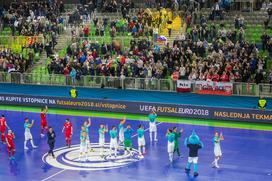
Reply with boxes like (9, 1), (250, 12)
(0, 107), (271, 181)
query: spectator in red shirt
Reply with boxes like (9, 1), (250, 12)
(206, 72), (212, 81)
(212, 71), (220, 82)
(83, 25), (90, 38)
(220, 71), (229, 82)
(229, 72), (235, 82)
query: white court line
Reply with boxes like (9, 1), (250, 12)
(40, 122), (163, 180)
(41, 169), (66, 181)
(132, 122), (163, 138)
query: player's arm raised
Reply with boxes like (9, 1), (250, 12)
(29, 120), (35, 128)
(88, 117), (91, 127)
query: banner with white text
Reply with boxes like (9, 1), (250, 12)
(0, 93), (271, 123)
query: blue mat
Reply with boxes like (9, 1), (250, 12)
(0, 110), (271, 181)
(0, 83), (270, 109)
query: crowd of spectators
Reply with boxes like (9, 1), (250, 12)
(0, 48), (34, 73)
(47, 17), (271, 84)
(2, 1), (65, 36)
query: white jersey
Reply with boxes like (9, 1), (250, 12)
(24, 122), (33, 140)
(214, 140), (222, 157)
(99, 128), (105, 146)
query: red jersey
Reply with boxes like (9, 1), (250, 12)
(0, 118), (6, 128)
(64, 122), (72, 135)
(212, 74), (220, 82)
(41, 112), (46, 122)
(6, 133), (15, 145)
(220, 74), (229, 82)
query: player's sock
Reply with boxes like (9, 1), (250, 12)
(215, 158), (219, 167)
(169, 153), (173, 162)
(30, 140), (37, 148)
(193, 163), (198, 173)
(150, 132), (153, 142)
(114, 148), (117, 156)
(185, 162), (191, 170)
(12, 149), (15, 156)
(138, 147), (141, 155)
(143, 146), (146, 154)
(1, 134), (5, 142)
(7, 148), (11, 157)
(154, 132), (158, 141)
(24, 141), (28, 149)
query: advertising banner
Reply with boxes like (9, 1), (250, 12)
(176, 80), (191, 93)
(0, 93), (271, 123)
(195, 81), (233, 96)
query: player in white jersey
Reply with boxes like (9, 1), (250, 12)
(24, 118), (37, 150)
(98, 124), (108, 157)
(137, 124), (146, 158)
(83, 117), (93, 152)
(109, 126), (118, 158)
(79, 129), (88, 162)
(118, 117), (126, 145)
(212, 132), (224, 168)
(148, 111), (158, 142)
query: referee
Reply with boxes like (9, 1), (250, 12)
(47, 127), (56, 158)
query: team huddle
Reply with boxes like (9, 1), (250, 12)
(0, 108), (224, 177)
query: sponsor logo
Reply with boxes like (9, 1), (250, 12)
(42, 143), (143, 171)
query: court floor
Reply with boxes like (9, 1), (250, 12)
(0, 109), (272, 181)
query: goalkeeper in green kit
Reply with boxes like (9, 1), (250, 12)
(173, 127), (183, 158)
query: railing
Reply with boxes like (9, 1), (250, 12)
(0, 72), (271, 97)
(0, 35), (45, 48)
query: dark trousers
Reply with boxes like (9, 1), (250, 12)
(48, 141), (55, 157)
(174, 147), (180, 156)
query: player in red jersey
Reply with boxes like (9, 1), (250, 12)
(0, 115), (9, 144)
(62, 118), (73, 147)
(40, 106), (49, 137)
(6, 129), (15, 160)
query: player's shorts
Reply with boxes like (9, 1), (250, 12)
(0, 126), (6, 133)
(167, 141), (174, 153)
(7, 143), (15, 150)
(110, 138), (118, 149)
(138, 137), (145, 147)
(188, 157), (198, 164)
(99, 137), (105, 147)
(124, 139), (132, 148)
(214, 145), (222, 157)
(25, 132), (33, 140)
(119, 130), (124, 143)
(65, 132), (72, 139)
(80, 143), (87, 153)
(41, 121), (48, 128)
(149, 122), (157, 132)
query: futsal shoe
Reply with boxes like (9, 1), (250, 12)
(193, 172), (199, 177)
(24, 147), (29, 150)
(32, 145), (38, 149)
(40, 134), (45, 138)
(154, 139), (158, 142)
